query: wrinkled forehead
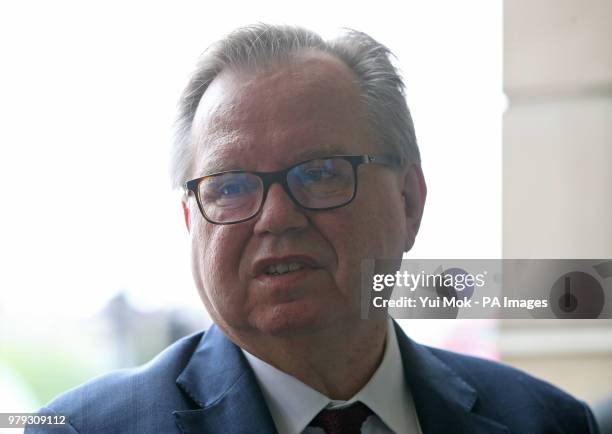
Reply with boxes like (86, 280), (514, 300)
(191, 52), (366, 137)
(189, 52), (375, 174)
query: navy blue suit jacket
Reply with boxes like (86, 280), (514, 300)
(27, 322), (599, 433)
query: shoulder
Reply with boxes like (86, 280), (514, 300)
(28, 331), (205, 434)
(426, 345), (600, 433)
(428, 345), (575, 404)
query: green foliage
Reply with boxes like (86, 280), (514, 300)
(1, 335), (110, 406)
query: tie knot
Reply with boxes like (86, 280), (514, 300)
(309, 401), (373, 434)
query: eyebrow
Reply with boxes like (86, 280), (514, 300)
(200, 160), (242, 176)
(200, 145), (352, 176)
(294, 146), (350, 161)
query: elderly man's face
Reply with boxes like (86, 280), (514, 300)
(185, 52), (424, 337)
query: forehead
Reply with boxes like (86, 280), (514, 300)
(190, 52), (374, 175)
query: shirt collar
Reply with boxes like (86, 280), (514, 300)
(242, 318), (418, 434)
(242, 346), (329, 434)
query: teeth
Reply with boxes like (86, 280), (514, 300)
(265, 262), (304, 275)
(276, 263), (289, 274)
(288, 263), (301, 271)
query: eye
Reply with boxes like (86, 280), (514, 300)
(219, 183), (246, 196)
(297, 160), (342, 183)
(303, 167), (335, 182)
(200, 174), (260, 202)
(217, 179), (260, 197)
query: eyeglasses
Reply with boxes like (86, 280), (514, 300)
(184, 154), (400, 225)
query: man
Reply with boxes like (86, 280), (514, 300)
(29, 24), (599, 433)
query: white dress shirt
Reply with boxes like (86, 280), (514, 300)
(242, 319), (422, 434)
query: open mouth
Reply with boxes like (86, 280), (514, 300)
(265, 262), (306, 276)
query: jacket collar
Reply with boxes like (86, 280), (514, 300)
(393, 321), (510, 434)
(173, 325), (277, 434)
(173, 322), (509, 434)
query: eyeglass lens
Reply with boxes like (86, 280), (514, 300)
(196, 158), (356, 223)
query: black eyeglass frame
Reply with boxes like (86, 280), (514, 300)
(183, 154), (400, 225)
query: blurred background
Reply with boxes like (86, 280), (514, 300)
(0, 0), (610, 430)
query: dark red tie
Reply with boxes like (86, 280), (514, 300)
(308, 401), (373, 434)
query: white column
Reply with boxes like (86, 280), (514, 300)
(504, 0), (612, 258)
(502, 0), (612, 404)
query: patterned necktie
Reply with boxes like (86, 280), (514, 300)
(309, 401), (374, 434)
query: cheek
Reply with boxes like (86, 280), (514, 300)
(359, 180), (408, 253)
(190, 218), (251, 316)
(326, 191), (407, 276)
(310, 212), (371, 297)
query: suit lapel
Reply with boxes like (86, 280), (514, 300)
(173, 321), (510, 434)
(173, 325), (277, 434)
(394, 321), (510, 434)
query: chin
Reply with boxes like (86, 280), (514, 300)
(249, 300), (345, 337)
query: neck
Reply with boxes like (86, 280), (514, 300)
(232, 318), (388, 400)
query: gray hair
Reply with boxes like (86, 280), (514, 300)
(170, 23), (420, 189)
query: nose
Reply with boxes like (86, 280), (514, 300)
(253, 182), (309, 235)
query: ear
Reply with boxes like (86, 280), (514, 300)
(400, 163), (427, 252)
(181, 196), (191, 233)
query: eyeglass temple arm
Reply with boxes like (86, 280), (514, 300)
(365, 154), (403, 167)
